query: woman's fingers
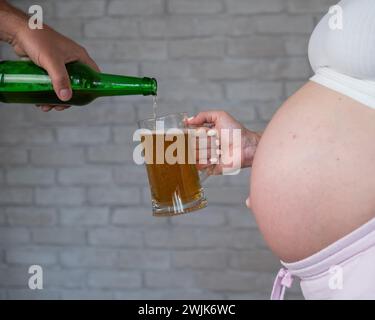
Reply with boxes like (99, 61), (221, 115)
(189, 126), (217, 136)
(196, 163), (213, 171)
(196, 163), (222, 176)
(191, 127), (218, 147)
(190, 130), (220, 164)
(196, 134), (219, 149)
(195, 147), (221, 161)
(187, 111), (223, 126)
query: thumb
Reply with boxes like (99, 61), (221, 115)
(42, 59), (72, 102)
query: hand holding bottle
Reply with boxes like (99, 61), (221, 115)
(187, 111), (262, 175)
(0, 0), (99, 111)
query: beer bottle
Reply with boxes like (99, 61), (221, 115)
(0, 60), (157, 106)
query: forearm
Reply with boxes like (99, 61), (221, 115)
(0, 0), (28, 44)
(242, 129), (262, 168)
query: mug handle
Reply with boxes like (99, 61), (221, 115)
(186, 122), (217, 184)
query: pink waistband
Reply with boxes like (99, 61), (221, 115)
(271, 216), (375, 300)
(282, 216), (375, 278)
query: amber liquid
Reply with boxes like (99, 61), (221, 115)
(143, 132), (203, 207)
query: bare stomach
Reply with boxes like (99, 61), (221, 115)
(250, 81), (375, 263)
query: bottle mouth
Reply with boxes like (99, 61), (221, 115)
(142, 77), (157, 96)
(150, 78), (157, 96)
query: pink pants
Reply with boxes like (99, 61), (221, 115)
(271, 217), (375, 300)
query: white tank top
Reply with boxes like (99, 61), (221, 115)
(308, 0), (375, 109)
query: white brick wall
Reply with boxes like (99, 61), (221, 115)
(0, 0), (337, 300)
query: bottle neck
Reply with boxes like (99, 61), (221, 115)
(93, 73), (157, 97)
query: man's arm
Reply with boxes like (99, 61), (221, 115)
(0, 0), (99, 111)
(0, 0), (28, 44)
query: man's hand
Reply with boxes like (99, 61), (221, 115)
(0, 1), (99, 111)
(13, 24), (100, 111)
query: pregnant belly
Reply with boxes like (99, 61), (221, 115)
(250, 81), (375, 262)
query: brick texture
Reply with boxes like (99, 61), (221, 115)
(0, 0), (337, 300)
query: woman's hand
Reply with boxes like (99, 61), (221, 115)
(187, 111), (262, 175)
(0, 1), (99, 111)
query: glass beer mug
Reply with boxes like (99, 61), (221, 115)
(138, 112), (213, 217)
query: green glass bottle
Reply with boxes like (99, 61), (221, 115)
(0, 60), (157, 106)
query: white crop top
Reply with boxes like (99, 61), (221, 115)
(308, 0), (375, 109)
